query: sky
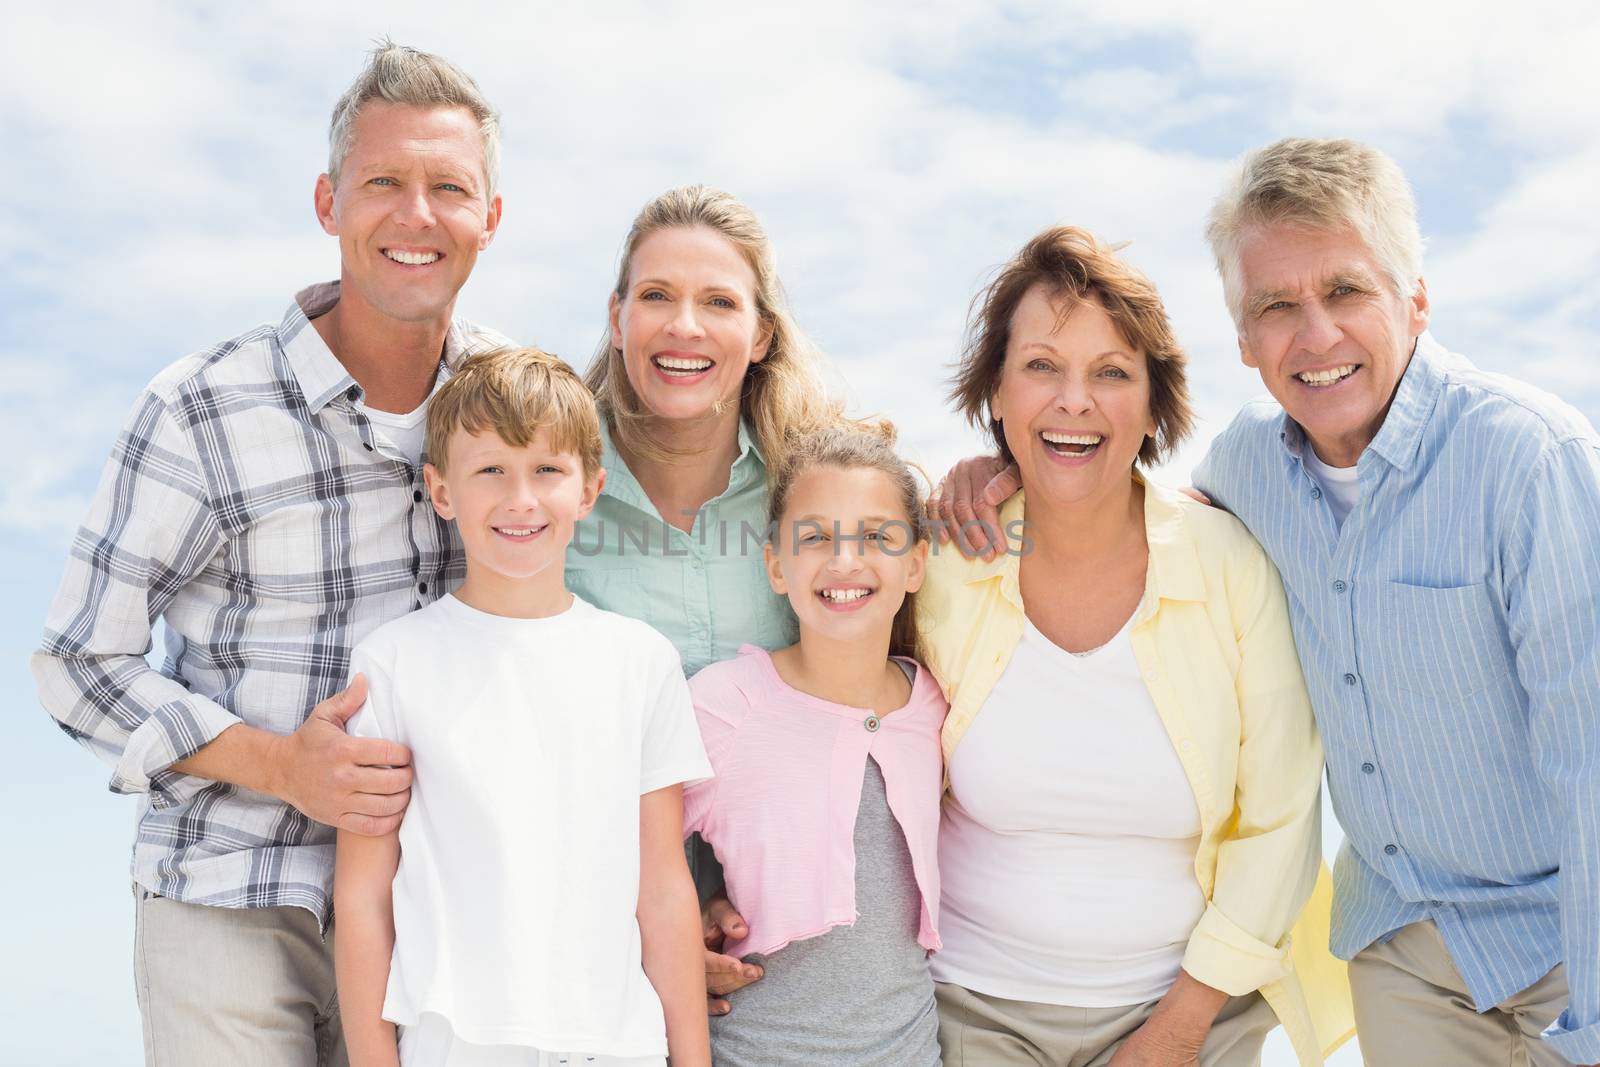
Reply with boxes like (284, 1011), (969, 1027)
(4, 1), (1598, 1062)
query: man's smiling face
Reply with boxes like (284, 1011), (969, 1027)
(1236, 222), (1429, 467)
(315, 101), (501, 328)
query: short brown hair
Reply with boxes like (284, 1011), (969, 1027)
(949, 226), (1192, 468)
(426, 347), (602, 477)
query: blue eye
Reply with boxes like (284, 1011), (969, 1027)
(710, 296), (735, 309)
(478, 465), (503, 475)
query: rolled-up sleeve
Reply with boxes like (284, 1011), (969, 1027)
(1183, 537), (1324, 996)
(31, 388), (233, 809)
(1505, 438), (1600, 1064)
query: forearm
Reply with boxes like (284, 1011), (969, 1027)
(639, 875), (712, 1067)
(1143, 970), (1229, 1053)
(170, 721), (287, 796)
(335, 833), (401, 1067)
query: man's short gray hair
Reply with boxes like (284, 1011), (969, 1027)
(1205, 138), (1424, 328)
(327, 40), (501, 200)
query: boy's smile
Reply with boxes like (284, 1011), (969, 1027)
(424, 426), (603, 618)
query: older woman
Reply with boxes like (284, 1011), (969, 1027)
(918, 227), (1350, 1065)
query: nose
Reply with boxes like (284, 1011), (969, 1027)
(391, 184), (437, 229)
(505, 473), (540, 510)
(667, 300), (706, 340)
(1297, 299), (1344, 354)
(1054, 372), (1095, 416)
(826, 531), (868, 572)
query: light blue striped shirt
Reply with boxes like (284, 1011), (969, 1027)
(1194, 333), (1600, 1061)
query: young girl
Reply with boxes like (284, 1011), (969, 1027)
(682, 426), (946, 1067)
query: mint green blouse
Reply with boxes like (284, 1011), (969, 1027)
(566, 419), (799, 676)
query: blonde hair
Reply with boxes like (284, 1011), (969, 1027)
(328, 39), (501, 200)
(766, 423), (928, 665)
(585, 184), (843, 475)
(425, 347), (602, 477)
(950, 226), (1193, 468)
(1206, 137), (1424, 328)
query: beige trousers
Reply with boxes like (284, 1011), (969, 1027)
(935, 981), (1277, 1067)
(1349, 920), (1573, 1067)
(133, 885), (347, 1067)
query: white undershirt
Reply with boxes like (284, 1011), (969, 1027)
(931, 611), (1205, 1008)
(1302, 446), (1360, 528)
(358, 396), (431, 467)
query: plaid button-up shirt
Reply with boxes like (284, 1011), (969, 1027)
(33, 282), (509, 925)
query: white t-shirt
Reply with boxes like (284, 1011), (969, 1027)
(930, 612), (1205, 1008)
(1302, 446), (1360, 528)
(347, 594), (712, 1060)
(358, 396), (431, 467)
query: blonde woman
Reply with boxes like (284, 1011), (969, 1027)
(920, 227), (1352, 1066)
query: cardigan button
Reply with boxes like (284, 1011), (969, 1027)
(864, 715), (881, 733)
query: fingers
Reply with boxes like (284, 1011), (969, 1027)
(981, 464), (1022, 507)
(336, 809), (404, 838)
(318, 674), (369, 724)
(705, 950), (763, 996)
(705, 897), (749, 943)
(1180, 486), (1213, 506)
(349, 764), (414, 797)
(346, 787), (411, 819)
(707, 996), (731, 1016)
(347, 736), (413, 770)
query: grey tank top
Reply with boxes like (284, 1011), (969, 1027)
(709, 757), (942, 1066)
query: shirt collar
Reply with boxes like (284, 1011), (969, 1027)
(1277, 332), (1447, 473)
(961, 473), (1207, 614)
(278, 280), (469, 415)
(597, 413), (765, 514)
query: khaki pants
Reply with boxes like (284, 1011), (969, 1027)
(134, 885), (347, 1067)
(1349, 920), (1572, 1067)
(935, 981), (1276, 1067)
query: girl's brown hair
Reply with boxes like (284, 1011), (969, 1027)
(766, 423), (928, 665)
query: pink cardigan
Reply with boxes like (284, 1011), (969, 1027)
(684, 645), (946, 959)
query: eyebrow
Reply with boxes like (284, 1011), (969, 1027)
(632, 276), (744, 293)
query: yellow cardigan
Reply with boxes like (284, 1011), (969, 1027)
(916, 480), (1354, 1065)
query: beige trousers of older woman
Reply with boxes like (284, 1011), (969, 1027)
(935, 981), (1276, 1067)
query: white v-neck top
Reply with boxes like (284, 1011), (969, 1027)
(931, 610), (1205, 1007)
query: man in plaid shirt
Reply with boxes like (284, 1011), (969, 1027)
(33, 42), (508, 1066)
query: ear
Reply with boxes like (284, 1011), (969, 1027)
(577, 467), (606, 519)
(1407, 276), (1430, 338)
(902, 537), (929, 595)
(423, 462), (455, 520)
(314, 173), (338, 236)
(608, 291), (624, 353)
(987, 386), (1004, 423)
(762, 540), (787, 595)
(748, 316), (776, 365)
(1237, 330), (1259, 370)
(477, 193), (504, 251)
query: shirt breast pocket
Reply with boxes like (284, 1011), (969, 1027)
(1372, 579), (1513, 700)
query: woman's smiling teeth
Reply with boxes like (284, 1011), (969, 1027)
(1040, 431), (1103, 456)
(384, 249), (440, 265)
(1296, 364), (1358, 386)
(652, 355), (714, 377)
(818, 587), (872, 603)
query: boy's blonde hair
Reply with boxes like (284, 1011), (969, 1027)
(766, 421), (928, 665)
(426, 347), (602, 477)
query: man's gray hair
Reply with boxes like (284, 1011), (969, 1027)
(1205, 138), (1424, 328)
(327, 40), (501, 199)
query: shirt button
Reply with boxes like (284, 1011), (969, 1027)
(363, 442), (375, 452)
(1179, 739), (1193, 751)
(1333, 579), (1348, 593)
(418, 582), (428, 594)
(1343, 673), (1358, 686)
(1384, 843), (1398, 856)
(1361, 762), (1375, 774)
(346, 386), (359, 401)
(1310, 487), (1323, 500)
(863, 715), (881, 733)
(413, 490), (424, 502)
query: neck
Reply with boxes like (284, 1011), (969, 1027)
(1304, 429), (1371, 469)
(452, 562), (572, 620)
(1022, 472), (1145, 566)
(312, 276), (455, 413)
(772, 626), (904, 714)
(616, 403), (745, 527)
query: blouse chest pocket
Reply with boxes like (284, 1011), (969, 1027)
(1366, 579), (1514, 700)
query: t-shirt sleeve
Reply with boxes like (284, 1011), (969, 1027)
(346, 642), (398, 742)
(639, 643), (713, 798)
(681, 663), (754, 835)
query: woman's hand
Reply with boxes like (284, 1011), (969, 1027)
(702, 892), (762, 1014)
(1106, 970), (1226, 1066)
(931, 455), (1020, 560)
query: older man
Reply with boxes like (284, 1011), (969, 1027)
(33, 43), (507, 1066)
(940, 139), (1600, 1066)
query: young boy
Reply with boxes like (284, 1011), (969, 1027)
(334, 347), (712, 1067)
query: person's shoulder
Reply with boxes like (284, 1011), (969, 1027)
(353, 598), (453, 662)
(141, 321), (282, 406)
(579, 601), (682, 668)
(1436, 349), (1598, 452)
(453, 317), (517, 359)
(1153, 480), (1276, 582)
(1213, 396), (1287, 453)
